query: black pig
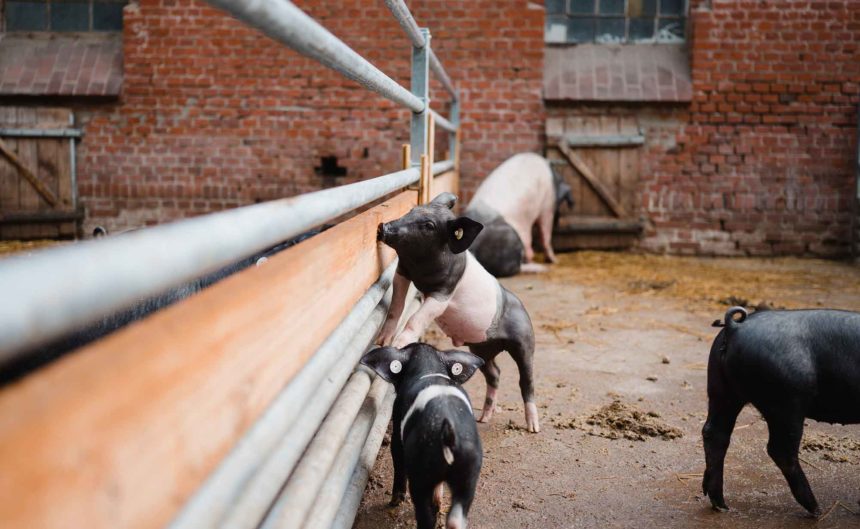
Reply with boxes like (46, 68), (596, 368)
(703, 306), (860, 515)
(362, 343), (483, 529)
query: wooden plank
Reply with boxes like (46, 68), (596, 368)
(558, 141), (627, 219)
(0, 189), (432, 529)
(575, 116), (605, 216)
(0, 138), (59, 208)
(618, 116), (640, 217)
(433, 169), (457, 200)
(559, 134), (645, 148)
(0, 110), (21, 215)
(598, 115), (621, 207)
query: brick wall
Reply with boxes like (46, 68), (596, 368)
(639, 0), (860, 256)
(76, 0), (546, 233)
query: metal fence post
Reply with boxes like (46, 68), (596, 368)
(449, 98), (460, 167)
(410, 28), (431, 177)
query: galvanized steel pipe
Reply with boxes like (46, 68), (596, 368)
(0, 166), (419, 364)
(429, 49), (458, 100)
(382, 0), (425, 48)
(430, 109), (457, 133)
(329, 383), (396, 529)
(205, 0), (424, 113)
(212, 289), (394, 529)
(168, 263), (396, 529)
(301, 377), (394, 529)
(260, 369), (374, 529)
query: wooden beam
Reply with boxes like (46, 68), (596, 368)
(0, 208), (84, 224)
(0, 137), (58, 207)
(547, 134), (645, 148)
(0, 190), (419, 529)
(557, 141), (627, 218)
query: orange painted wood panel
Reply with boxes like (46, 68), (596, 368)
(0, 189), (424, 529)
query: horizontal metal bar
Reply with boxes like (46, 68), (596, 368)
(301, 376), (393, 529)
(429, 49), (458, 100)
(0, 166), (419, 364)
(329, 383), (396, 529)
(430, 109), (456, 133)
(432, 158), (455, 175)
(382, 0), (425, 48)
(205, 0), (424, 113)
(0, 128), (82, 138)
(260, 370), (374, 529)
(167, 263), (395, 529)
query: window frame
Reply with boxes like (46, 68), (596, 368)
(545, 0), (689, 45)
(2, 0), (127, 33)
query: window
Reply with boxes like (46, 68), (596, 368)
(545, 0), (687, 44)
(3, 0), (126, 32)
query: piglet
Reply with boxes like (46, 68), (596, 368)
(362, 343), (484, 529)
(376, 192), (540, 432)
(703, 306), (860, 515)
(465, 153), (572, 277)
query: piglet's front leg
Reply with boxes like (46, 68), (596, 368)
(377, 272), (411, 346)
(392, 296), (449, 349)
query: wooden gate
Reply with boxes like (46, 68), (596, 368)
(0, 107), (81, 240)
(545, 115), (644, 250)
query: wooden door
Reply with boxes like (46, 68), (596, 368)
(545, 115), (643, 250)
(0, 107), (81, 240)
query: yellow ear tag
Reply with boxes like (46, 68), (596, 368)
(454, 228), (464, 240)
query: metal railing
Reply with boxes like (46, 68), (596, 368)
(0, 2), (460, 364)
(0, 1), (460, 528)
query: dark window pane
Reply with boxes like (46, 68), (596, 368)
(6, 1), (48, 31)
(546, 15), (568, 43)
(569, 0), (595, 15)
(93, 2), (124, 31)
(629, 17), (655, 41)
(628, 0), (656, 16)
(545, 0), (565, 14)
(596, 17), (625, 42)
(660, 0), (686, 16)
(567, 17), (595, 42)
(598, 0), (625, 15)
(51, 1), (90, 31)
(657, 17), (685, 41)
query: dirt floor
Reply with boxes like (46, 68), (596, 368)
(353, 252), (860, 529)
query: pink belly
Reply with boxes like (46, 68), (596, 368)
(436, 307), (490, 346)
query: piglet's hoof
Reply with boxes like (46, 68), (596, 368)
(525, 402), (541, 433)
(433, 484), (445, 507)
(478, 407), (494, 423)
(388, 491), (406, 507)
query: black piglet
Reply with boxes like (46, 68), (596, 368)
(362, 343), (484, 529)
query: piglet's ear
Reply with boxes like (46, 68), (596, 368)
(447, 217), (483, 254)
(360, 346), (410, 383)
(430, 192), (457, 209)
(441, 349), (484, 384)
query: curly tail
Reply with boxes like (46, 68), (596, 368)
(441, 418), (457, 465)
(711, 306), (748, 329)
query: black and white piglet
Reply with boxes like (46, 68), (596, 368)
(376, 192), (540, 432)
(362, 343), (484, 529)
(703, 306), (860, 515)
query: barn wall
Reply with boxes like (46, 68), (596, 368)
(638, 0), (860, 257)
(75, 0), (546, 233)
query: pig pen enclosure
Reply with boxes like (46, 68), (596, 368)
(0, 1), (462, 528)
(1, 3), (860, 529)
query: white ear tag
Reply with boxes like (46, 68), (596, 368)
(454, 228), (463, 240)
(451, 362), (463, 376)
(389, 360), (402, 374)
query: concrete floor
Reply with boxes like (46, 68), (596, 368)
(353, 252), (860, 529)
